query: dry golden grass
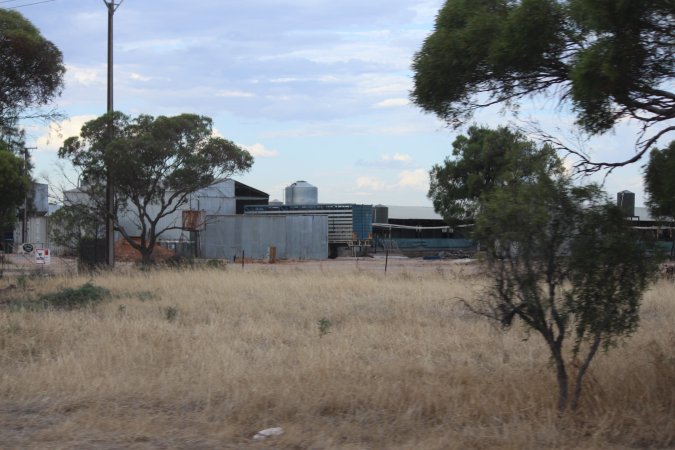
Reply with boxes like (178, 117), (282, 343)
(0, 262), (673, 449)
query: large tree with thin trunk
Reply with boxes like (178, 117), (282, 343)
(59, 112), (254, 265)
(411, 0), (675, 170)
(0, 8), (64, 134)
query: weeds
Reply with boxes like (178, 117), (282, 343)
(165, 306), (178, 322)
(317, 317), (332, 337)
(137, 291), (155, 302)
(17, 274), (27, 291)
(40, 282), (109, 309)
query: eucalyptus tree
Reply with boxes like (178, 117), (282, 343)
(59, 112), (253, 265)
(412, 0), (675, 170)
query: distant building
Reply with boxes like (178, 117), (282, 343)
(62, 178), (268, 243)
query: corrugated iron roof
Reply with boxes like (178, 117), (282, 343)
(386, 205), (443, 221)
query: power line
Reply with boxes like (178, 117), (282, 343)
(6, 0), (57, 8)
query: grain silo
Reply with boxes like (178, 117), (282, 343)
(284, 181), (318, 205)
(373, 205), (389, 224)
(617, 190), (635, 217)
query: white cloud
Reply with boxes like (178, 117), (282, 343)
(266, 42), (411, 69)
(359, 75), (411, 96)
(397, 169), (429, 191)
(66, 65), (102, 87)
(373, 98), (409, 108)
(216, 90), (255, 98)
(392, 153), (412, 162)
(356, 176), (386, 191)
(130, 72), (153, 82)
(35, 115), (97, 152)
(242, 143), (279, 158)
(380, 153), (413, 163)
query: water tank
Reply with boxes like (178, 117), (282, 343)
(285, 180), (318, 205)
(617, 190), (635, 217)
(373, 205), (389, 224)
(269, 199), (283, 206)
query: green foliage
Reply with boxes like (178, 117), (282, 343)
(428, 126), (562, 224)
(317, 317), (332, 338)
(475, 177), (657, 411)
(412, 0), (674, 151)
(644, 141), (675, 258)
(0, 147), (29, 228)
(0, 9), (64, 130)
(59, 112), (254, 265)
(21, 282), (110, 310)
(16, 273), (27, 291)
(644, 141), (675, 220)
(475, 177), (659, 411)
(568, 203), (659, 354)
(48, 203), (104, 255)
(206, 259), (226, 269)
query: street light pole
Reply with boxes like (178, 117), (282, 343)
(103, 0), (123, 267)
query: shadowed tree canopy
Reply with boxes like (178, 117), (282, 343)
(0, 8), (64, 132)
(644, 140), (675, 219)
(59, 112), (254, 264)
(412, 0), (675, 169)
(428, 126), (563, 224)
(0, 143), (29, 228)
(644, 140), (675, 258)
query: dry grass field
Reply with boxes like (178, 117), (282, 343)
(0, 261), (673, 449)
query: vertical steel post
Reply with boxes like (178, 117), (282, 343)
(104, 1), (119, 267)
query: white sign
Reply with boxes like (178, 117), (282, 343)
(35, 248), (51, 265)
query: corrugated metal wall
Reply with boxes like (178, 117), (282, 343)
(200, 215), (328, 260)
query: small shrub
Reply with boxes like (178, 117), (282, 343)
(165, 306), (178, 322)
(317, 317), (332, 338)
(164, 255), (194, 269)
(137, 291), (155, 302)
(17, 274), (28, 291)
(206, 259), (226, 269)
(36, 282), (109, 310)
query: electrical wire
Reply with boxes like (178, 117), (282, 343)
(5, 0), (57, 8)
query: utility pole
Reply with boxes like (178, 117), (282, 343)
(21, 147), (36, 244)
(103, 0), (123, 267)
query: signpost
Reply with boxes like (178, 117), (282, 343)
(35, 248), (51, 265)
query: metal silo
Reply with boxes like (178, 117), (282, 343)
(617, 190), (635, 217)
(373, 205), (389, 224)
(285, 181), (318, 205)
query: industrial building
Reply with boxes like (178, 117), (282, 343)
(1, 182), (50, 251)
(19, 177), (669, 264)
(371, 205), (476, 258)
(201, 180), (373, 259)
(618, 190), (674, 255)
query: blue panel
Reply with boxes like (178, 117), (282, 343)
(351, 204), (373, 240)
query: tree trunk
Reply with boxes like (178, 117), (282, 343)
(140, 248), (153, 266)
(571, 331), (602, 410)
(551, 344), (569, 413)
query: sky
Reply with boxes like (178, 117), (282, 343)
(10, 0), (665, 207)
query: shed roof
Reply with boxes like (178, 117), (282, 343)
(386, 205), (443, 221)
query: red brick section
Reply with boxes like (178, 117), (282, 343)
(114, 238), (176, 263)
